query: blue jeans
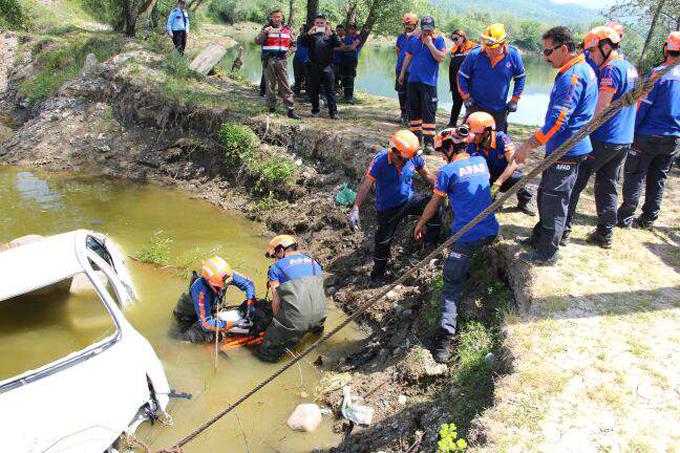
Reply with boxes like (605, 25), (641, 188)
(441, 237), (495, 335)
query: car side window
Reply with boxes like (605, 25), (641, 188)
(86, 236), (114, 269)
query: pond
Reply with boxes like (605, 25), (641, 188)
(0, 166), (366, 452)
(222, 41), (557, 127)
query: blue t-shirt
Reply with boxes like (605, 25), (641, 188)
(457, 45), (526, 113)
(468, 131), (515, 178)
(406, 35), (446, 87)
(268, 253), (323, 285)
(366, 149), (427, 212)
(635, 63), (680, 137)
(396, 33), (418, 74)
(294, 36), (309, 63)
(342, 34), (362, 60)
(434, 154), (499, 243)
(591, 54), (638, 144)
(535, 55), (597, 157)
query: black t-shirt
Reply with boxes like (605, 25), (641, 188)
(301, 32), (342, 67)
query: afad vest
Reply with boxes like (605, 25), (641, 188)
(263, 26), (292, 53)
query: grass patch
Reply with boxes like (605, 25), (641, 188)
(135, 230), (173, 266)
(18, 33), (124, 106)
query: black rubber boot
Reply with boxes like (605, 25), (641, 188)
(586, 228), (612, 249)
(517, 200), (536, 217)
(430, 329), (454, 364)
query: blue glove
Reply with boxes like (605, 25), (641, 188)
(505, 100), (518, 112)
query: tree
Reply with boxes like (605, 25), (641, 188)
(638, 0), (666, 66)
(305, 0), (318, 26)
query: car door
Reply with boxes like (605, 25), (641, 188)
(86, 233), (138, 306)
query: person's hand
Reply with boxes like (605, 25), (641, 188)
(414, 222), (426, 241)
(264, 26), (273, 33)
(168, 31), (173, 38)
(425, 35), (433, 46)
(398, 72), (405, 85)
(464, 97), (476, 110)
(491, 181), (502, 199)
(325, 24), (332, 35)
(506, 100), (518, 112)
(348, 208), (361, 231)
(514, 142), (531, 164)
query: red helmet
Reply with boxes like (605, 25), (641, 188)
(402, 13), (418, 26)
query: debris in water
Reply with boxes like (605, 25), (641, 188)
(287, 403), (322, 432)
(90, 219), (104, 225)
(341, 386), (374, 426)
(313, 355), (323, 367)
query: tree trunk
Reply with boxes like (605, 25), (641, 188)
(359, 0), (385, 45)
(138, 0), (157, 16)
(344, 0), (357, 29)
(306, 0), (319, 26)
(288, 0), (295, 27)
(122, 0), (138, 37)
(638, 0), (666, 68)
(187, 0), (204, 12)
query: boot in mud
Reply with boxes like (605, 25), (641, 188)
(517, 200), (536, 217)
(369, 267), (387, 288)
(430, 328), (454, 364)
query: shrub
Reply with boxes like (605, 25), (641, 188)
(135, 230), (173, 266)
(208, 0), (250, 25)
(437, 423), (468, 452)
(0, 0), (33, 30)
(218, 122), (257, 166)
(252, 156), (298, 188)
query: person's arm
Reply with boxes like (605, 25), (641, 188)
(269, 281), (282, 315)
(255, 26), (270, 45)
(166, 9), (174, 37)
(231, 272), (256, 301)
(425, 35), (446, 63)
(457, 54), (473, 101)
(635, 71), (658, 129)
(511, 51), (526, 104)
(349, 37), (361, 50)
(594, 64), (619, 115)
(516, 73), (582, 164)
(399, 53), (412, 84)
(395, 44), (401, 56)
(353, 176), (375, 212)
(185, 11), (189, 35)
(190, 282), (227, 332)
(495, 136), (517, 186)
(414, 193), (444, 240)
(416, 157), (436, 186)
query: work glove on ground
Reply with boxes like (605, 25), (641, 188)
(348, 208), (361, 231)
(464, 98), (476, 110)
(505, 100), (518, 112)
(491, 181), (502, 200)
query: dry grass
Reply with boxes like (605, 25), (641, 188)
(469, 148), (680, 452)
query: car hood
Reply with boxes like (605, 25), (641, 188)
(0, 334), (165, 453)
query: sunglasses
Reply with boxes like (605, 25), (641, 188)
(451, 35), (462, 41)
(543, 44), (563, 57)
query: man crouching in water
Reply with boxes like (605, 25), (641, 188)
(257, 234), (327, 362)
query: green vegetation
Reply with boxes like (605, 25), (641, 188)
(135, 230), (173, 266)
(437, 423), (468, 452)
(18, 34), (124, 106)
(208, 0), (269, 25)
(218, 122), (258, 166)
(0, 0), (33, 30)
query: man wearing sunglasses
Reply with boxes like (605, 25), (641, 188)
(457, 23), (526, 133)
(514, 26), (597, 265)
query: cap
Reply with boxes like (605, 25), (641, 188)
(421, 15), (435, 31)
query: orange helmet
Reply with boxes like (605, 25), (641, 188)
(388, 129), (421, 160)
(266, 234), (298, 258)
(466, 111), (496, 134)
(434, 127), (470, 152)
(605, 20), (624, 39)
(402, 13), (418, 26)
(664, 31), (680, 52)
(583, 26), (621, 51)
(202, 256), (232, 288)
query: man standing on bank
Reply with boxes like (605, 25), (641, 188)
(255, 10), (301, 119)
(167, 0), (189, 56)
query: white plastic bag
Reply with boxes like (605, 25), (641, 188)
(287, 404), (322, 432)
(341, 386), (374, 426)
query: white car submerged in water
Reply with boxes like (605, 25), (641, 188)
(0, 230), (171, 453)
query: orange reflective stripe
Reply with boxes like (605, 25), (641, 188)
(198, 291), (218, 332)
(600, 86), (617, 93)
(558, 54), (585, 75)
(511, 95), (520, 103)
(536, 74), (579, 144)
(433, 188), (447, 197)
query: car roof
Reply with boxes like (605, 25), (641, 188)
(0, 231), (89, 301)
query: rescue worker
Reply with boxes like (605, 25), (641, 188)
(257, 235), (327, 362)
(617, 32), (680, 230)
(340, 23), (362, 103)
(333, 25), (345, 93)
(564, 26), (637, 249)
(585, 21), (627, 76)
(458, 23), (526, 133)
(173, 256), (256, 343)
(466, 112), (534, 216)
(166, 0), (189, 56)
(414, 127), (499, 363)
(302, 14), (343, 119)
(398, 15), (447, 154)
(348, 130), (440, 284)
(395, 13), (419, 124)
(514, 26), (597, 265)
(448, 29), (476, 127)
(293, 24), (310, 98)
(255, 10), (300, 119)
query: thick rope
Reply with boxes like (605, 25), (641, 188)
(157, 61), (677, 452)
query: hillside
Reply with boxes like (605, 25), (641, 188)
(431, 0), (600, 25)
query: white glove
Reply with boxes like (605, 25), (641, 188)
(348, 208), (361, 231)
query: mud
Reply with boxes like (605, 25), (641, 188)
(0, 32), (511, 452)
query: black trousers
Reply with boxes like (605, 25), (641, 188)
(259, 72), (266, 96)
(464, 104), (509, 133)
(530, 158), (582, 259)
(618, 134), (679, 226)
(374, 193), (441, 275)
(172, 30), (187, 56)
(309, 63), (337, 115)
(395, 72), (409, 119)
(293, 59), (307, 95)
(565, 140), (630, 237)
(492, 170), (532, 205)
(407, 82), (438, 145)
(340, 57), (358, 100)
(449, 90), (464, 127)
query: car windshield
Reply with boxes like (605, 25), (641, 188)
(0, 272), (117, 382)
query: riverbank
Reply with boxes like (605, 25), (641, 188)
(1, 17), (679, 453)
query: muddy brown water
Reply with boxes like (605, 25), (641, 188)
(0, 165), (366, 452)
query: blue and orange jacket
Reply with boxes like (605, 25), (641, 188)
(467, 131), (515, 178)
(457, 45), (526, 112)
(635, 62), (680, 137)
(190, 274), (255, 333)
(534, 54), (598, 157)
